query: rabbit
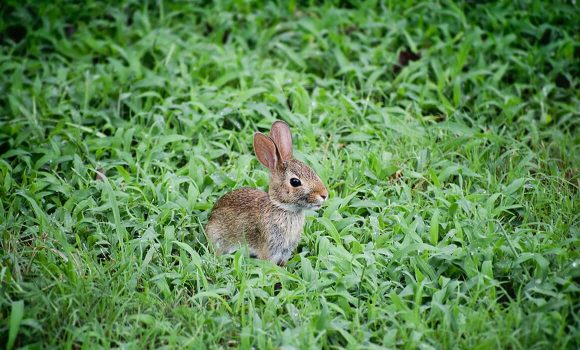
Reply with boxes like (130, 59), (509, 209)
(205, 120), (328, 266)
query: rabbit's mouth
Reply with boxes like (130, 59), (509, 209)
(271, 199), (322, 212)
(309, 203), (323, 210)
(272, 200), (306, 212)
(292, 201), (323, 211)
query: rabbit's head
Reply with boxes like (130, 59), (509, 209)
(253, 121), (328, 211)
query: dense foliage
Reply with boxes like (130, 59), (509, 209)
(1, 0), (578, 348)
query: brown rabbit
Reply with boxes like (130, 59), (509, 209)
(206, 120), (328, 265)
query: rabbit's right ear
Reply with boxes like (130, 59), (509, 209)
(269, 120), (293, 161)
(253, 132), (278, 170)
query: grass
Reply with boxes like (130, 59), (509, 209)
(0, 0), (579, 348)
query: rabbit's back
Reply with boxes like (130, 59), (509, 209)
(206, 188), (268, 255)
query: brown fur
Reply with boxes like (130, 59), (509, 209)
(205, 121), (328, 265)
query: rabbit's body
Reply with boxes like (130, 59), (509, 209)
(206, 187), (305, 264)
(206, 121), (328, 265)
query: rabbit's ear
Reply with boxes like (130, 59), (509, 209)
(253, 132), (278, 170)
(270, 120), (293, 161)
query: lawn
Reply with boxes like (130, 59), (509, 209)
(1, 0), (579, 348)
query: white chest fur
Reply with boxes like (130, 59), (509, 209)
(283, 211), (304, 242)
(267, 211), (305, 264)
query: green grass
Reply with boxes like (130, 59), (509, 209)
(1, 0), (579, 348)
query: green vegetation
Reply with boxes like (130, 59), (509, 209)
(1, 0), (578, 348)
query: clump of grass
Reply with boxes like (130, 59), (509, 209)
(1, 0), (578, 348)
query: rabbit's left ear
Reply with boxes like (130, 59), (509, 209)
(270, 120), (293, 161)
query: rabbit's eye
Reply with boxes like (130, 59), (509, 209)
(290, 178), (302, 187)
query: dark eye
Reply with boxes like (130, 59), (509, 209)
(290, 178), (301, 187)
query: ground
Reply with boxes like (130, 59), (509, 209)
(0, 0), (579, 349)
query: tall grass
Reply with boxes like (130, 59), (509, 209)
(1, 0), (578, 348)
